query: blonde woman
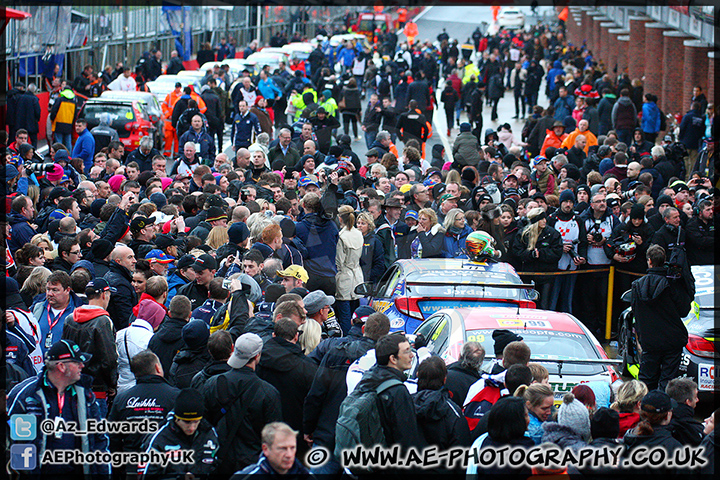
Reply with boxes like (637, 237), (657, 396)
(611, 379), (648, 438)
(441, 208), (472, 258)
(411, 208), (445, 258)
(31, 233), (55, 261)
(511, 207), (562, 309)
(20, 266), (52, 309)
(298, 317), (322, 355)
(335, 205), (364, 334)
(206, 226), (229, 250)
(516, 383), (555, 445)
(356, 212), (385, 284)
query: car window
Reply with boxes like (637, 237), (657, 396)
(373, 265), (396, 298)
(415, 315), (442, 342)
(84, 103), (134, 127)
(381, 267), (403, 298)
(429, 316), (450, 352)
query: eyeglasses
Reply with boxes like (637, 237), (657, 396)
(69, 249), (81, 255)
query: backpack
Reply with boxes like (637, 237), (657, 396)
(463, 376), (504, 432)
(334, 378), (403, 460)
(659, 107), (667, 131)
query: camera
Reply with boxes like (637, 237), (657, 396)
(590, 220), (603, 243)
(26, 162), (56, 173)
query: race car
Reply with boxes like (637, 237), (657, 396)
(412, 307), (621, 405)
(618, 265), (718, 401)
(353, 258), (538, 333)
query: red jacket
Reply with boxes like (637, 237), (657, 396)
(131, 292), (168, 318)
(618, 411), (640, 438)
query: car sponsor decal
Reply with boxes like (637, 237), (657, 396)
(390, 317), (405, 329)
(418, 300), (500, 316)
(698, 363), (715, 391)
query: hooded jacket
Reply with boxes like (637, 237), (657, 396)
(641, 101), (662, 134)
(190, 359), (232, 390)
(8, 211), (37, 255)
(257, 337), (317, 434)
(546, 60), (564, 93)
(623, 424), (685, 474)
(115, 319), (155, 393)
(104, 261), (138, 331)
(169, 345), (212, 389)
(668, 402), (703, 446)
(541, 422), (587, 451)
(611, 95), (638, 131)
(631, 267), (692, 352)
(413, 387), (471, 450)
(445, 361), (481, 408)
(50, 88), (78, 134)
(62, 305), (118, 392)
(295, 212), (339, 278)
(452, 131), (482, 167)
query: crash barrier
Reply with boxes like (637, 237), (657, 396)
(515, 266), (645, 341)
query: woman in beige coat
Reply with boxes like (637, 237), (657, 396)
(335, 205), (364, 334)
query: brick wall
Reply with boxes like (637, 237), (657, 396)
(599, 22), (614, 68)
(708, 52), (716, 105)
(662, 31), (691, 116)
(617, 35), (630, 77)
(683, 40), (712, 113)
(644, 23), (668, 105)
(627, 16), (650, 80)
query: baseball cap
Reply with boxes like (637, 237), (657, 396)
(276, 264), (309, 283)
(438, 193), (459, 204)
(304, 290), (335, 315)
(640, 390), (677, 414)
(365, 148), (381, 157)
(206, 206), (227, 223)
(405, 209), (419, 220)
(191, 253), (218, 271)
(49, 186), (72, 201)
(85, 278), (118, 296)
(145, 249), (175, 263)
(130, 216), (150, 233)
(298, 176), (320, 189)
(352, 305), (376, 324)
(46, 339), (92, 363)
(176, 254), (196, 270)
(154, 234), (184, 250)
(227, 333), (264, 369)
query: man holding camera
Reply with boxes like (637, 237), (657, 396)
(631, 244), (693, 390)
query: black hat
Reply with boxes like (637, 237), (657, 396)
(182, 320), (210, 350)
(630, 203), (645, 220)
(173, 388), (205, 421)
(6, 277), (25, 309)
(206, 206), (227, 223)
(577, 184), (591, 195)
(154, 234), (183, 250)
(91, 239), (114, 260)
(204, 194), (226, 208)
(279, 217), (296, 238)
(432, 182), (446, 199)
(460, 122), (472, 132)
(289, 287), (309, 297)
(492, 329), (523, 356)
(591, 407), (620, 439)
(191, 253), (217, 271)
(85, 278), (118, 296)
(365, 148), (380, 158)
(641, 390), (677, 414)
(338, 134), (352, 146)
(90, 199), (106, 218)
(49, 186), (71, 201)
(46, 339), (92, 363)
(532, 192), (546, 202)
(228, 222), (250, 244)
(176, 254), (196, 270)
(265, 283), (286, 303)
(656, 194), (673, 208)
(607, 197), (620, 209)
(130, 216), (150, 233)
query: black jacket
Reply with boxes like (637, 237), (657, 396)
(631, 267), (692, 352)
(190, 359), (232, 391)
(445, 361), (481, 408)
(14, 91), (42, 133)
(148, 317), (187, 376)
(511, 225), (563, 272)
(623, 424), (686, 475)
(104, 261), (138, 330)
(668, 402), (703, 446)
(303, 336), (375, 450)
(177, 280), (210, 311)
(685, 216), (713, 265)
(203, 365), (282, 475)
(650, 223), (686, 254)
(169, 347), (212, 389)
(209, 289), (251, 341)
(257, 337), (318, 433)
(108, 375), (179, 453)
(407, 78), (431, 112)
(413, 387), (471, 449)
(139, 416), (219, 480)
(608, 220), (653, 273)
(354, 364), (424, 449)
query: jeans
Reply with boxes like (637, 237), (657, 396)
(615, 128), (632, 146)
(306, 275), (336, 296)
(308, 445), (342, 477)
(364, 131), (377, 150)
(55, 132), (73, 151)
(549, 273), (577, 313)
(444, 108), (455, 130)
(334, 300), (352, 336)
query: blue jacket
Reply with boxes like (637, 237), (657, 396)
(546, 60), (564, 93)
(554, 95), (575, 122)
(7, 370), (110, 478)
(526, 411), (545, 445)
(230, 453), (312, 479)
(295, 212), (339, 278)
(166, 270), (189, 305)
(257, 77), (282, 100)
(8, 211), (37, 255)
(232, 111), (261, 149)
(178, 128), (216, 162)
(72, 128), (96, 173)
(337, 46), (357, 67)
(31, 291), (85, 354)
(641, 101), (661, 134)
(442, 225), (473, 259)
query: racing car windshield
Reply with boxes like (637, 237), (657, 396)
(405, 271), (528, 301)
(467, 328), (607, 376)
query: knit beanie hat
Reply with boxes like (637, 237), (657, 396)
(173, 388), (205, 422)
(558, 393), (591, 441)
(656, 194), (673, 208)
(630, 203), (646, 220)
(558, 189), (575, 204)
(591, 407), (620, 439)
(492, 329), (523, 356)
(182, 320), (210, 351)
(137, 299), (166, 330)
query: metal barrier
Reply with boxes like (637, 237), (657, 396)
(515, 266), (645, 341)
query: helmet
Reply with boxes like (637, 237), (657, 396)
(465, 231), (498, 261)
(616, 241), (637, 261)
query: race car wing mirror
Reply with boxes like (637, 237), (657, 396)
(354, 282), (374, 297)
(527, 289), (540, 301)
(621, 290), (632, 303)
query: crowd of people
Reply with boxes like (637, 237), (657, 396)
(3, 8), (717, 479)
